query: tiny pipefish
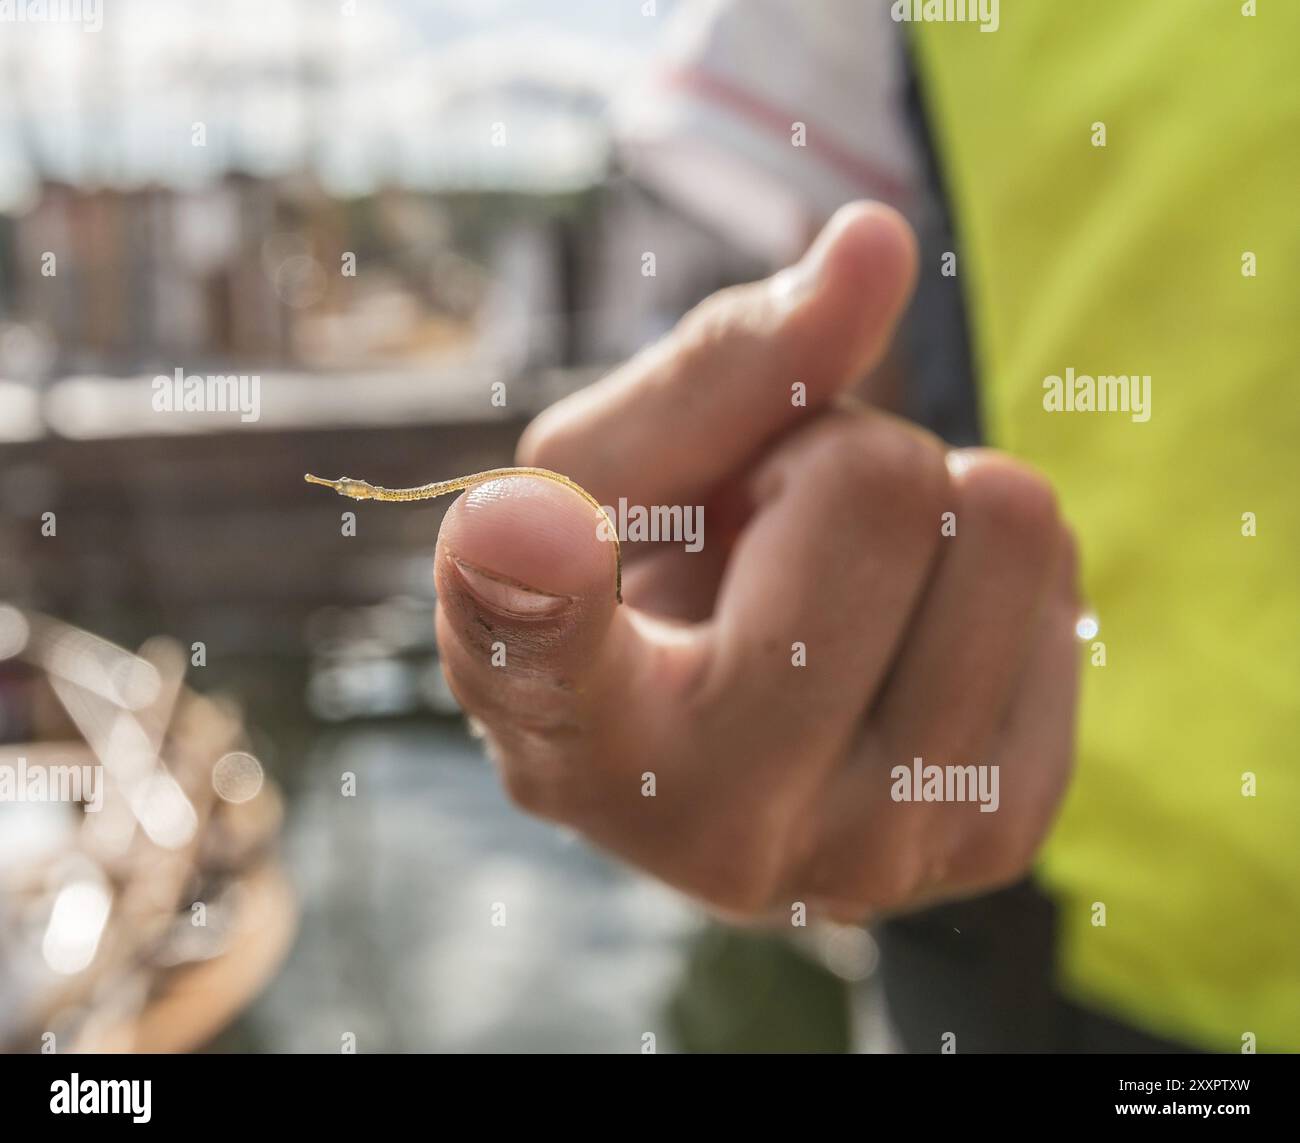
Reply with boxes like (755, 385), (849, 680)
(304, 469), (622, 603)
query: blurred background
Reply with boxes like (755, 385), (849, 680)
(0, 0), (888, 1052)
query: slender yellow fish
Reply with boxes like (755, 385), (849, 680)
(304, 469), (622, 603)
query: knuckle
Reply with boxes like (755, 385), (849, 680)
(813, 414), (950, 536)
(670, 285), (765, 380)
(802, 817), (928, 916)
(804, 413), (947, 503)
(960, 456), (1062, 568)
(858, 422), (946, 514)
(680, 283), (753, 340)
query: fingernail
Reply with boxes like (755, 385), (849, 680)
(449, 555), (571, 618)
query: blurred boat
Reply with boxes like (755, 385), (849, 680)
(0, 606), (296, 1053)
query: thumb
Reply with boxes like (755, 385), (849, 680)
(433, 474), (630, 741)
(517, 200), (918, 509)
